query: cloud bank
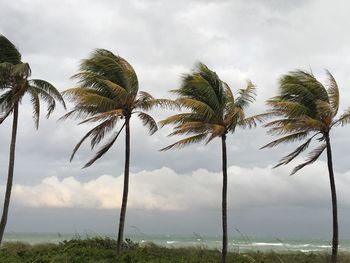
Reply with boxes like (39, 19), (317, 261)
(9, 161), (350, 211)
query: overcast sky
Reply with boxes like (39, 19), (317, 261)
(1, 0), (350, 240)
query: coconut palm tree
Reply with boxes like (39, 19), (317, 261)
(261, 70), (350, 263)
(0, 35), (66, 244)
(62, 49), (172, 255)
(160, 63), (258, 263)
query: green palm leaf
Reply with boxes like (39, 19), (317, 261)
(83, 123), (125, 168)
(137, 112), (158, 135)
(0, 35), (21, 64)
(326, 70), (339, 115)
(291, 144), (326, 175)
(160, 133), (208, 151)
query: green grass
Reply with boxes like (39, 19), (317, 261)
(0, 237), (349, 262)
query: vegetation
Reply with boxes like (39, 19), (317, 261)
(0, 35), (66, 244)
(160, 63), (259, 263)
(61, 49), (172, 255)
(261, 70), (350, 263)
(0, 238), (349, 263)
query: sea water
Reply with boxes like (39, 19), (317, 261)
(3, 232), (350, 253)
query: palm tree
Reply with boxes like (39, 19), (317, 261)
(160, 63), (258, 263)
(62, 49), (171, 255)
(261, 70), (350, 263)
(0, 35), (66, 244)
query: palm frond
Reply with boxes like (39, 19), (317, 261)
(168, 121), (210, 136)
(30, 79), (66, 109)
(62, 87), (101, 100)
(28, 85), (56, 118)
(281, 70), (329, 103)
(175, 71), (221, 113)
(333, 108), (350, 126)
(176, 97), (215, 120)
(325, 70), (339, 115)
(99, 79), (128, 101)
(70, 119), (121, 161)
(223, 81), (234, 103)
(160, 133), (208, 151)
(0, 108), (13, 124)
(291, 143), (326, 175)
(235, 80), (257, 109)
(137, 112), (158, 135)
(78, 109), (124, 124)
(196, 62), (225, 104)
(65, 89), (116, 113)
(315, 100), (334, 120)
(159, 113), (200, 127)
(71, 72), (123, 100)
(273, 136), (314, 168)
(79, 49), (139, 95)
(300, 116), (326, 131)
(266, 100), (310, 117)
(83, 123), (125, 168)
(0, 89), (14, 112)
(0, 35), (21, 64)
(261, 131), (310, 149)
(237, 114), (266, 129)
(28, 88), (40, 129)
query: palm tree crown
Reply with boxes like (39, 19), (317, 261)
(160, 62), (257, 149)
(62, 49), (168, 167)
(262, 70), (350, 174)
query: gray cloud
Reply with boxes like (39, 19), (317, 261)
(5, 161), (350, 210)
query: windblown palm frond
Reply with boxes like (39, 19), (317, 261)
(0, 35), (21, 64)
(325, 70), (339, 115)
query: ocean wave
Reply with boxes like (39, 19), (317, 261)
(166, 241), (179, 244)
(251, 242), (284, 246)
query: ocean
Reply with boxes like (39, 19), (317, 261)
(3, 233), (350, 253)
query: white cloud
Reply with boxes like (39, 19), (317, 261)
(8, 161), (350, 211)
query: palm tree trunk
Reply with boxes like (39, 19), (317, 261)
(116, 116), (131, 255)
(325, 133), (338, 263)
(0, 102), (18, 244)
(221, 134), (228, 263)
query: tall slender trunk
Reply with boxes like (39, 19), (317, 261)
(116, 116), (130, 255)
(325, 133), (338, 263)
(0, 103), (18, 244)
(221, 134), (228, 263)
